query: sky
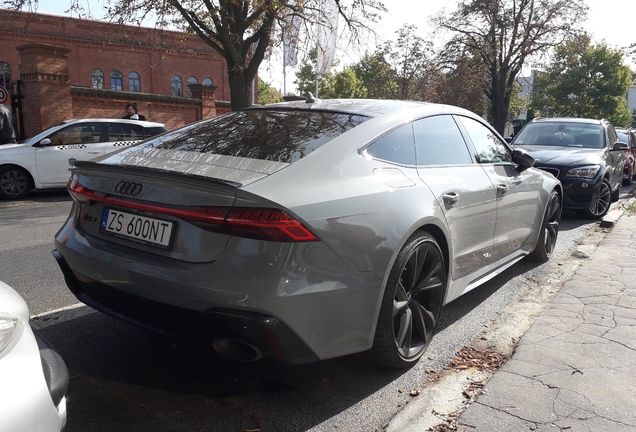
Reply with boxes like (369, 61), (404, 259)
(32, 0), (636, 93)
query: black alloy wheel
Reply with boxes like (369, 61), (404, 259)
(579, 178), (611, 219)
(0, 166), (31, 199)
(370, 231), (446, 368)
(529, 190), (561, 262)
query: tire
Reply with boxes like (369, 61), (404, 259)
(623, 165), (633, 186)
(529, 190), (561, 262)
(370, 231), (446, 368)
(0, 166), (32, 200)
(578, 178), (611, 219)
(611, 181), (620, 202)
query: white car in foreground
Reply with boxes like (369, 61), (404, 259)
(0, 280), (69, 431)
(0, 118), (167, 199)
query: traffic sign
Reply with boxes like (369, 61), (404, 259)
(0, 85), (9, 105)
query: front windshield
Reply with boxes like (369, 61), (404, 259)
(514, 122), (604, 149)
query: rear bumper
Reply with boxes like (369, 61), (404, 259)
(53, 249), (319, 364)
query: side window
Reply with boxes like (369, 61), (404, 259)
(171, 75), (182, 96)
(0, 61), (11, 88)
(91, 69), (104, 89)
(129, 72), (141, 92)
(109, 124), (144, 142)
(144, 127), (167, 138)
(48, 123), (102, 145)
(457, 116), (512, 164)
(110, 71), (123, 91)
(365, 124), (416, 165)
(413, 115), (472, 165)
(607, 126), (617, 147)
(187, 76), (197, 97)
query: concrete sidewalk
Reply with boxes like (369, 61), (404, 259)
(455, 211), (636, 431)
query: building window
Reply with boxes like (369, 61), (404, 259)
(171, 75), (182, 96)
(203, 77), (213, 85)
(110, 71), (123, 91)
(128, 72), (141, 92)
(91, 69), (104, 89)
(187, 76), (197, 97)
(0, 62), (11, 89)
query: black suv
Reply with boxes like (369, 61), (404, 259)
(512, 118), (628, 219)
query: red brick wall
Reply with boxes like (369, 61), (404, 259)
(0, 10), (236, 101)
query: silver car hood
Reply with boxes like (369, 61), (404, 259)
(98, 147), (290, 186)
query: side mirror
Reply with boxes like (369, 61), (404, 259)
(33, 138), (52, 147)
(613, 141), (629, 151)
(504, 137), (513, 144)
(511, 147), (535, 171)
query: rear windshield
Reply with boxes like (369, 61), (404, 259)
(139, 109), (369, 163)
(514, 122), (605, 149)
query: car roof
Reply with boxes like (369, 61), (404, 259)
(247, 98), (476, 119)
(530, 117), (607, 125)
(60, 118), (165, 127)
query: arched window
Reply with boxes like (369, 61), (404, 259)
(187, 76), (197, 97)
(110, 71), (123, 91)
(128, 72), (141, 92)
(171, 75), (182, 96)
(203, 77), (213, 85)
(91, 69), (104, 89)
(0, 62), (11, 89)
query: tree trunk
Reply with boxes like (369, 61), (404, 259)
(490, 74), (509, 135)
(227, 63), (253, 111)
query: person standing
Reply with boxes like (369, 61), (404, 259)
(0, 104), (16, 144)
(122, 103), (146, 121)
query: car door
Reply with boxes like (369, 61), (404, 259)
(606, 125), (625, 189)
(35, 122), (106, 186)
(413, 114), (497, 280)
(105, 122), (145, 155)
(455, 115), (541, 263)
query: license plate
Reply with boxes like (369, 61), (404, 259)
(100, 208), (174, 249)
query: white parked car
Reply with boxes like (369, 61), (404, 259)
(0, 280), (68, 431)
(0, 118), (167, 199)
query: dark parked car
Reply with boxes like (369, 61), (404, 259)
(615, 128), (636, 186)
(512, 118), (627, 219)
(53, 99), (562, 368)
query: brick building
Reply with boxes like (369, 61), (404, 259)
(0, 10), (245, 138)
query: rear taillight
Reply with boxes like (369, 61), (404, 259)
(68, 178), (317, 242)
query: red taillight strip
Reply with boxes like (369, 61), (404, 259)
(69, 180), (228, 223)
(68, 179), (318, 242)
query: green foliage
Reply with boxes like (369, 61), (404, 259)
(435, 0), (588, 134)
(257, 78), (283, 105)
(293, 50), (366, 99)
(347, 24), (438, 101)
(533, 35), (633, 127)
(352, 51), (397, 99)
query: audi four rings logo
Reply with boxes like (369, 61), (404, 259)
(114, 181), (143, 196)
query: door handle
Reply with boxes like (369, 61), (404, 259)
(496, 185), (508, 195)
(87, 151), (101, 155)
(442, 193), (460, 206)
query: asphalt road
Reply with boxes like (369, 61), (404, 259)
(0, 187), (624, 432)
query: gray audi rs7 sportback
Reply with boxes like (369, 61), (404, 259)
(53, 98), (562, 368)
